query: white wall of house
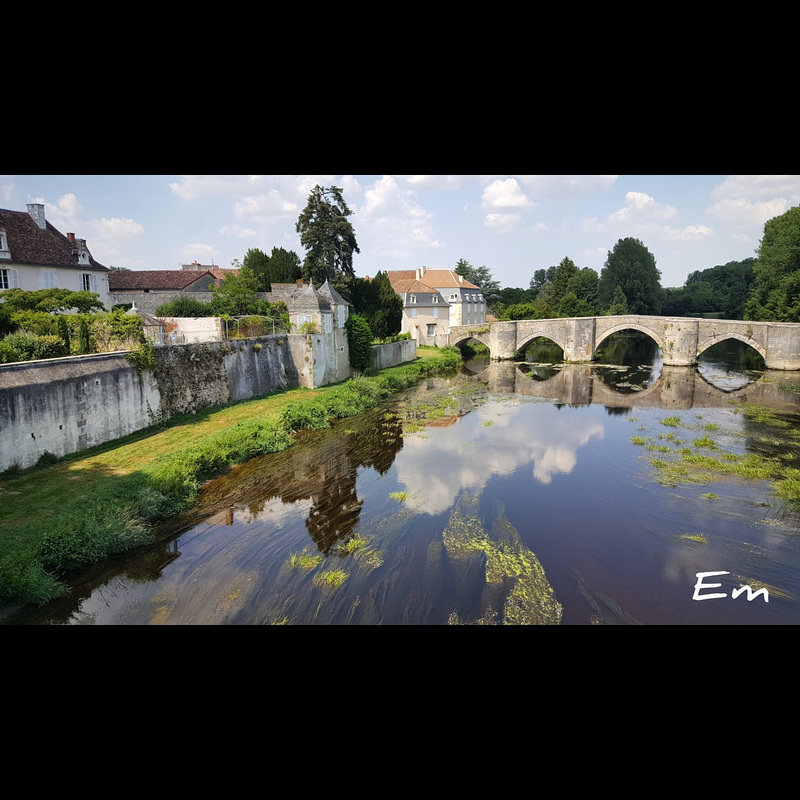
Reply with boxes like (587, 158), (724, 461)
(1, 263), (112, 308)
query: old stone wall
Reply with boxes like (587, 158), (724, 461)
(0, 352), (161, 472)
(0, 333), (418, 471)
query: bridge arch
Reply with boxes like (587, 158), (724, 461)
(696, 333), (767, 363)
(517, 330), (567, 358)
(595, 322), (667, 354)
(450, 331), (492, 354)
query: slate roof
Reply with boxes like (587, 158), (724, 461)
(0, 207), (108, 271)
(108, 270), (216, 291)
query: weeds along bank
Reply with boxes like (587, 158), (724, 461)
(0, 346), (463, 610)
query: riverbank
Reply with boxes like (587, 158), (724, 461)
(0, 346), (463, 609)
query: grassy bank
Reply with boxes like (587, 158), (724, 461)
(0, 346), (462, 608)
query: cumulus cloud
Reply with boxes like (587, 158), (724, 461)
(355, 175), (440, 253)
(609, 191), (679, 223)
(481, 178), (533, 210)
(706, 196), (790, 228)
(484, 212), (522, 232)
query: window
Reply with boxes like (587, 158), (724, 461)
(411, 308), (418, 318)
(0, 268), (19, 289)
(432, 295), (438, 303)
(410, 294), (417, 304)
(433, 307), (439, 318)
(42, 270), (56, 289)
(81, 273), (97, 292)
(0, 229), (10, 259)
(427, 324), (436, 337)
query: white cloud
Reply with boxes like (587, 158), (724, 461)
(516, 175), (619, 198)
(481, 178), (533, 210)
(355, 175), (440, 253)
(484, 212), (522, 232)
(609, 191), (679, 223)
(220, 224), (257, 238)
(662, 224), (715, 241)
(706, 197), (790, 228)
(711, 175), (800, 201)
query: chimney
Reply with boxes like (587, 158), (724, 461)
(67, 232), (75, 242)
(27, 203), (47, 230)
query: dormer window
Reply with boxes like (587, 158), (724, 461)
(432, 295), (438, 303)
(410, 294), (417, 304)
(0, 229), (10, 260)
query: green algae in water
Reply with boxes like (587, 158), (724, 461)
(442, 490), (562, 625)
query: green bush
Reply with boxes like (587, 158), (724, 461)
(0, 332), (68, 363)
(345, 314), (373, 371)
(155, 296), (217, 317)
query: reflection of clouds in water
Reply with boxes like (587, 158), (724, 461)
(396, 402), (605, 514)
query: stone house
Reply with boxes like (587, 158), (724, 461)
(386, 266), (485, 344)
(267, 279), (351, 333)
(107, 269), (220, 314)
(0, 203), (111, 307)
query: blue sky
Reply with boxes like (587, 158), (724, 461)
(3, 174), (799, 290)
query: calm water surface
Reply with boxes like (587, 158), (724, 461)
(6, 338), (800, 625)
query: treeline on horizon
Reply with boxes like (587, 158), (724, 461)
(456, 205), (800, 324)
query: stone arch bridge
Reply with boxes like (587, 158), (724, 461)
(448, 315), (800, 371)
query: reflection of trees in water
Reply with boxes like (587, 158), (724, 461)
(191, 406), (407, 557)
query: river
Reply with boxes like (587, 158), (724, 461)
(5, 335), (800, 624)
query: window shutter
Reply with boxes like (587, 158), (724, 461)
(11, 268), (19, 288)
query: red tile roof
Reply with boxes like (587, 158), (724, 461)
(108, 270), (216, 291)
(0, 207), (108, 271)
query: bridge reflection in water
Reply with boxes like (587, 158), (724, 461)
(463, 360), (800, 411)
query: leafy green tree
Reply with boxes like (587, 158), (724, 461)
(266, 247), (302, 286)
(0, 287), (104, 315)
(598, 238), (662, 315)
(242, 248), (272, 291)
(344, 313), (373, 372)
(745, 206), (800, 321)
(454, 259), (501, 306)
(296, 185), (360, 296)
(565, 268), (600, 315)
(550, 257), (579, 306)
(350, 272), (402, 339)
(607, 285), (629, 315)
(530, 267), (557, 292)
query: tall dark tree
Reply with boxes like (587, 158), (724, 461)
(296, 185), (360, 296)
(267, 247), (302, 286)
(744, 206), (800, 322)
(242, 247), (272, 290)
(453, 258), (501, 306)
(598, 237), (662, 315)
(350, 272), (402, 339)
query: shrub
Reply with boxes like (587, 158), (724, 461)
(345, 314), (373, 371)
(0, 332), (68, 362)
(155, 296), (217, 317)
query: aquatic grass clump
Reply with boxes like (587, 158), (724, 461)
(288, 549), (323, 570)
(338, 536), (368, 555)
(389, 491), (408, 501)
(680, 533), (709, 543)
(661, 416), (681, 427)
(313, 569), (348, 588)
